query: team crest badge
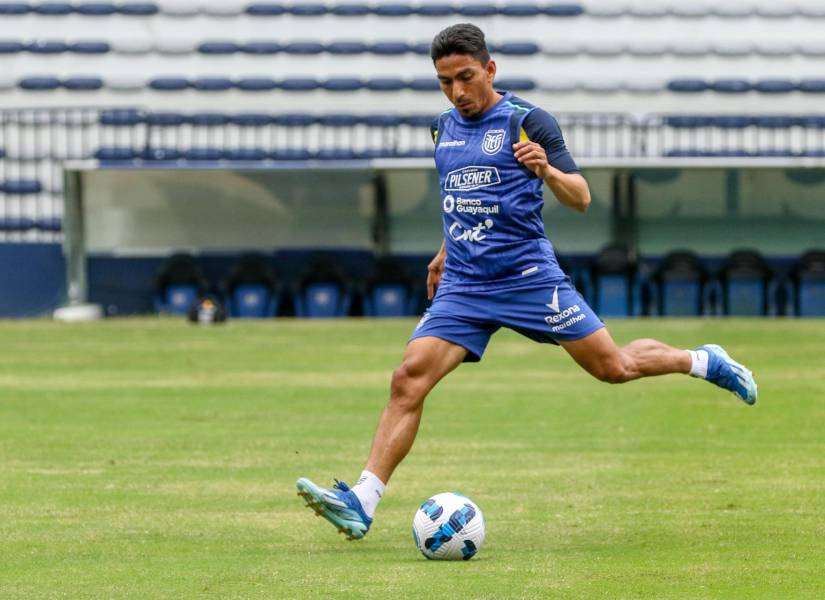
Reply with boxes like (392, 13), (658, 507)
(481, 129), (505, 155)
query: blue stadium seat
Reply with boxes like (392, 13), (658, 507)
(288, 3), (327, 15)
(270, 148), (313, 160)
(373, 4), (414, 16)
(755, 149), (796, 157)
(316, 148), (361, 160)
(186, 113), (230, 126)
(235, 77), (278, 91)
(416, 3), (454, 16)
(0, 41), (24, 53)
(280, 78), (321, 91)
(198, 41), (240, 54)
(408, 77), (439, 91)
(322, 78), (363, 91)
(0, 148), (4, 158)
(224, 148), (268, 161)
(183, 147), (224, 161)
(720, 250), (771, 316)
(1, 179), (43, 194)
(191, 77), (234, 91)
(410, 42), (431, 55)
(794, 250), (825, 317)
(0, 218), (36, 231)
(457, 4), (498, 16)
(139, 147), (181, 161)
(799, 80), (825, 93)
(367, 78), (406, 91)
(363, 114), (404, 127)
(146, 112), (186, 126)
(710, 79), (752, 93)
(712, 115), (753, 128)
(544, 3), (584, 16)
(94, 147), (137, 160)
(74, 3), (117, 15)
(364, 284), (412, 316)
(404, 114), (436, 127)
(272, 114), (317, 126)
(500, 3), (542, 16)
(230, 113), (273, 126)
(27, 41), (67, 54)
(68, 41), (111, 53)
(370, 42), (410, 55)
(495, 78), (536, 91)
(34, 3), (73, 15)
(283, 42), (324, 55)
(714, 149), (753, 157)
(668, 79), (709, 93)
(63, 77), (104, 90)
(149, 77), (189, 91)
(297, 283), (351, 317)
(326, 41), (367, 54)
(330, 3), (370, 16)
(754, 79), (796, 94)
(157, 284), (199, 315)
(36, 217), (62, 232)
(396, 148), (434, 158)
(794, 116), (825, 128)
(317, 114), (359, 127)
(0, 3), (31, 14)
(754, 116), (795, 128)
(119, 2), (158, 15)
(654, 251), (707, 316)
(19, 77), (61, 90)
(664, 115), (712, 128)
(590, 243), (639, 317)
(493, 42), (540, 55)
(229, 284), (277, 317)
(245, 3), (286, 16)
(241, 42), (281, 54)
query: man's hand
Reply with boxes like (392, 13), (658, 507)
(513, 141), (550, 178)
(427, 250), (446, 300)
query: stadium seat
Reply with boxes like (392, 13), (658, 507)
(0, 218), (36, 231)
(366, 78), (406, 91)
(27, 41), (67, 54)
(198, 41), (240, 54)
(288, 3), (327, 15)
(362, 256), (417, 317)
(798, 80), (825, 93)
(187, 113), (230, 126)
(710, 79), (752, 94)
(201, 3), (242, 16)
(280, 78), (321, 91)
(670, 3), (712, 17)
(118, 2), (158, 15)
(236, 77), (278, 91)
(34, 3), (73, 15)
(154, 253), (209, 315)
(283, 42), (324, 55)
(94, 147), (137, 160)
(270, 148), (313, 160)
(588, 41), (623, 57)
(589, 243), (640, 317)
(543, 4), (584, 16)
(628, 3), (667, 17)
(68, 41), (111, 54)
(110, 37), (153, 55)
(326, 41), (368, 54)
(713, 3), (754, 17)
(295, 258), (353, 318)
(713, 41), (753, 57)
(146, 112), (186, 126)
(223, 148), (268, 161)
(370, 42), (410, 55)
(0, 41), (24, 53)
(500, 4), (542, 17)
(408, 77), (440, 91)
(139, 147), (181, 161)
(223, 253), (280, 318)
(149, 77), (190, 91)
(373, 4), (414, 16)
(457, 4), (498, 17)
(160, 0), (199, 15)
(493, 42), (540, 55)
(245, 3), (286, 16)
(74, 3), (117, 15)
(756, 41), (795, 57)
(330, 3), (370, 16)
(416, 3), (454, 16)
(155, 39), (197, 54)
(317, 114), (359, 127)
(719, 249), (772, 316)
(651, 251), (708, 316)
(182, 147), (224, 161)
(316, 148), (362, 160)
(0, 4), (30, 15)
(241, 42), (282, 54)
(36, 217), (62, 232)
(1, 179), (43, 194)
(668, 79), (710, 93)
(793, 250), (825, 316)
(756, 4), (796, 18)
(626, 41), (667, 57)
(754, 80), (796, 94)
(191, 77), (234, 91)
(19, 77), (61, 90)
(230, 113), (273, 126)
(272, 114), (316, 127)
(62, 77), (104, 90)
(322, 78), (363, 91)
(495, 78), (536, 91)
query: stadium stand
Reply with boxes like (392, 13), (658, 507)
(223, 253), (280, 318)
(153, 253), (209, 315)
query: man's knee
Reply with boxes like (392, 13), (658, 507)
(389, 360), (429, 409)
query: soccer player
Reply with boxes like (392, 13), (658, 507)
(296, 23), (757, 541)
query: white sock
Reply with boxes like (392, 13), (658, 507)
(351, 470), (385, 519)
(686, 349), (709, 378)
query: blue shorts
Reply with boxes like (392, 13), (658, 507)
(409, 277), (604, 362)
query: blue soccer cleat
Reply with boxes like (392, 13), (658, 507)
(296, 477), (372, 540)
(699, 344), (758, 405)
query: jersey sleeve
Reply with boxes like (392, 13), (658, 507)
(521, 108), (579, 173)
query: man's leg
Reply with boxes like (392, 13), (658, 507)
(559, 328), (757, 403)
(296, 335), (467, 539)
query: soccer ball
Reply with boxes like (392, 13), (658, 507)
(412, 492), (486, 560)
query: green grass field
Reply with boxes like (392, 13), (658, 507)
(1, 318), (823, 599)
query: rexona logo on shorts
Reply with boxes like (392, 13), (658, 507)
(445, 166), (501, 192)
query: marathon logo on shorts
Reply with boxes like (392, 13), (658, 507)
(445, 166), (501, 192)
(544, 286), (587, 332)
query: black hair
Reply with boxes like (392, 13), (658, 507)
(430, 23), (490, 65)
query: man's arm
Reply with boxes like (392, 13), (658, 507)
(427, 240), (446, 300)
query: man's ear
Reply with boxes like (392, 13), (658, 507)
(486, 59), (497, 83)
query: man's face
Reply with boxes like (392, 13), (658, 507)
(434, 53), (497, 119)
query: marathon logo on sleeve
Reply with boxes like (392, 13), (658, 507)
(444, 166), (501, 192)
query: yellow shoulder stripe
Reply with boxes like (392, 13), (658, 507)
(519, 127), (529, 143)
(432, 129), (438, 143)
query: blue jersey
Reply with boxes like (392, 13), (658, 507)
(431, 91), (579, 291)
